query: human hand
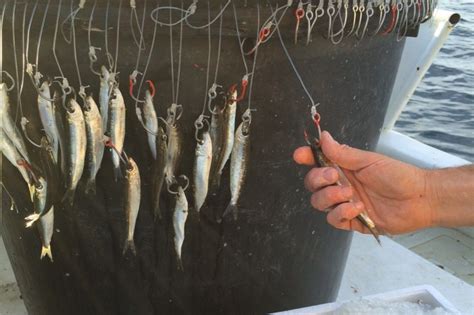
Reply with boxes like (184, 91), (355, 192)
(294, 131), (435, 235)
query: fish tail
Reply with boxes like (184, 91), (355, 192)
(177, 257), (184, 271)
(113, 166), (123, 182)
(25, 213), (40, 228)
(40, 245), (53, 262)
(153, 204), (162, 222)
(122, 239), (137, 256)
(28, 184), (35, 202)
(61, 189), (76, 206)
(85, 179), (97, 195)
(213, 172), (222, 189)
(222, 202), (238, 222)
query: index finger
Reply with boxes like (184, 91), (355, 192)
(293, 146), (315, 165)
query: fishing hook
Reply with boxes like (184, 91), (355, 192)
(1, 71), (15, 91)
(20, 118), (43, 148)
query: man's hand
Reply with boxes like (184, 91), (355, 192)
(293, 131), (436, 235)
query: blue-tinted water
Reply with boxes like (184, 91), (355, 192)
(395, 0), (474, 162)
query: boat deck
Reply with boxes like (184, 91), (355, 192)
(1, 230), (473, 314)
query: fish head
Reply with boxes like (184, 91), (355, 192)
(39, 80), (51, 96)
(34, 177), (48, 199)
(100, 66), (110, 81)
(125, 158), (139, 179)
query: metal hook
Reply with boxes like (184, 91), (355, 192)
(1, 71), (16, 91)
(20, 117), (43, 148)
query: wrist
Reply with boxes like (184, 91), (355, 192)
(425, 169), (442, 227)
(425, 165), (474, 228)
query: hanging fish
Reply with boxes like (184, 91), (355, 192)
(107, 87), (126, 181)
(39, 136), (61, 206)
(213, 89), (238, 187)
(0, 83), (30, 163)
(53, 91), (67, 181)
(0, 128), (33, 193)
(163, 104), (182, 185)
(151, 126), (167, 221)
(37, 206), (54, 262)
(223, 110), (251, 221)
(193, 130), (212, 213)
(37, 80), (60, 164)
(142, 89), (158, 160)
(123, 157), (141, 255)
(209, 105), (225, 188)
(62, 98), (87, 206)
(83, 95), (105, 194)
(173, 185), (188, 270)
(25, 176), (53, 227)
(99, 65), (111, 129)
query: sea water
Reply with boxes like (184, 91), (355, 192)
(395, 0), (474, 162)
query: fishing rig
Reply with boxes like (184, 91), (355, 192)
(1, 0), (438, 267)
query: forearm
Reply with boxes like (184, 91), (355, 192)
(427, 165), (474, 228)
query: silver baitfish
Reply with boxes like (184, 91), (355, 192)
(37, 206), (54, 262)
(37, 81), (59, 164)
(173, 185), (188, 270)
(62, 98), (87, 206)
(164, 107), (182, 185)
(193, 131), (212, 213)
(142, 89), (158, 159)
(25, 176), (52, 227)
(83, 95), (105, 194)
(223, 110), (251, 221)
(152, 127), (167, 221)
(123, 157), (141, 255)
(0, 83), (30, 163)
(108, 87), (126, 181)
(214, 89), (237, 187)
(209, 105), (225, 187)
(0, 128), (33, 195)
(99, 65), (111, 129)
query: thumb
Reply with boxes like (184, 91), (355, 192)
(320, 131), (383, 171)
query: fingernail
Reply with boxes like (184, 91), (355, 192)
(342, 187), (352, 198)
(323, 168), (337, 181)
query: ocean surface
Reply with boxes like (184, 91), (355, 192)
(395, 0), (474, 162)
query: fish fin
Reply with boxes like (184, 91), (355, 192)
(122, 239), (137, 256)
(61, 189), (76, 206)
(25, 213), (40, 228)
(222, 203), (238, 222)
(113, 166), (123, 182)
(215, 173), (222, 188)
(40, 246), (53, 262)
(177, 257), (184, 271)
(85, 180), (97, 195)
(28, 184), (35, 202)
(153, 205), (162, 222)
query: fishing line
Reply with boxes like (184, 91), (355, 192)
(113, 0), (123, 76)
(130, 0), (146, 50)
(150, 1), (197, 27)
(185, 0), (230, 30)
(272, 3), (318, 111)
(104, 0), (114, 70)
(232, 3), (249, 77)
(70, 0), (88, 101)
(246, 2), (261, 113)
(87, 0), (101, 76)
(168, 0), (185, 106)
(0, 2), (6, 83)
(60, 0), (85, 44)
(24, 0), (38, 75)
(52, 0), (66, 80)
(200, 1), (212, 116)
(11, 1), (26, 123)
(129, 0), (148, 103)
(206, 3), (224, 114)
